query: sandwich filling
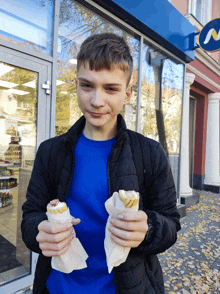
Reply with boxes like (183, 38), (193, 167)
(47, 199), (68, 214)
(118, 190), (139, 208)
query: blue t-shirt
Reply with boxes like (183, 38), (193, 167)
(46, 133), (116, 294)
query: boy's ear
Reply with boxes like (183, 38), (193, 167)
(123, 85), (133, 106)
(75, 78), (78, 88)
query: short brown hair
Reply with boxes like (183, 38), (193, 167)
(77, 33), (133, 86)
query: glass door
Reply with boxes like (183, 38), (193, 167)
(0, 46), (51, 293)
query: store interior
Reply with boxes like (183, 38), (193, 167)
(0, 61), (36, 285)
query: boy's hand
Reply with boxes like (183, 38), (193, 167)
(108, 211), (148, 248)
(36, 218), (81, 257)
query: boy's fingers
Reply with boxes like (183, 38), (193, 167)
(71, 217), (81, 225)
(109, 218), (148, 232)
(41, 242), (71, 257)
(116, 211), (148, 222)
(38, 220), (75, 234)
(40, 232), (74, 251)
(37, 225), (74, 244)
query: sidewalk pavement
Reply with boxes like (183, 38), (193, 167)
(158, 190), (220, 294)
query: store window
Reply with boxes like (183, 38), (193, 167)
(0, 0), (54, 56)
(190, 0), (212, 25)
(191, 0), (203, 23)
(0, 62), (38, 284)
(140, 42), (184, 194)
(55, 0), (139, 136)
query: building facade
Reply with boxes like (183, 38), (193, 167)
(0, 0), (196, 293)
(170, 0), (220, 208)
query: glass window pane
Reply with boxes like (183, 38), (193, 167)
(140, 42), (184, 196)
(55, 0), (139, 136)
(191, 0), (203, 23)
(162, 59), (184, 192)
(0, 62), (37, 284)
(0, 0), (54, 56)
(195, 0), (202, 23)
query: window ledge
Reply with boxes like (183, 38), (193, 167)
(185, 13), (203, 31)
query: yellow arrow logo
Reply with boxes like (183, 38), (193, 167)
(203, 28), (220, 44)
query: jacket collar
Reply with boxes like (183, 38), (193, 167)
(62, 114), (128, 148)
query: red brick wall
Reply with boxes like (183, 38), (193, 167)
(212, 0), (220, 20)
(190, 86), (208, 175)
(189, 58), (220, 93)
(171, 0), (188, 15)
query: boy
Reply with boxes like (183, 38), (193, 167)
(21, 33), (181, 294)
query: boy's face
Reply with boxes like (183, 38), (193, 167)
(75, 62), (132, 135)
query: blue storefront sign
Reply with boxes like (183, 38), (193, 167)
(92, 0), (196, 63)
(198, 18), (220, 52)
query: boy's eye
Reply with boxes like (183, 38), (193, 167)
(81, 84), (91, 89)
(106, 87), (118, 92)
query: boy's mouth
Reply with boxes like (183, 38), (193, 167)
(89, 112), (105, 118)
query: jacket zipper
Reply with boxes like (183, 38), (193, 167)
(107, 142), (118, 198)
(107, 156), (111, 198)
(64, 141), (75, 201)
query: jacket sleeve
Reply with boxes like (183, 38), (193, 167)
(21, 142), (52, 254)
(132, 141), (181, 257)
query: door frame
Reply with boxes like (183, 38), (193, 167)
(0, 46), (51, 293)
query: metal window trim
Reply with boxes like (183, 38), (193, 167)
(0, 35), (54, 64)
(0, 50), (51, 293)
(0, 45), (51, 149)
(50, 0), (60, 138)
(188, 0), (193, 14)
(136, 36), (143, 133)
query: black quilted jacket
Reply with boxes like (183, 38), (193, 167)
(21, 114), (181, 294)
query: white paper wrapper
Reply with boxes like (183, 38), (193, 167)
(46, 207), (88, 273)
(104, 192), (139, 273)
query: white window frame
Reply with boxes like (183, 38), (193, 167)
(188, 0), (212, 25)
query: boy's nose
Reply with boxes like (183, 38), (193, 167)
(90, 90), (105, 107)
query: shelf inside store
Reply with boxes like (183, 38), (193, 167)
(0, 176), (16, 180)
(0, 186), (18, 193)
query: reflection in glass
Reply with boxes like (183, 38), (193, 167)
(0, 0), (54, 56)
(55, 0), (139, 136)
(191, 0), (202, 23)
(0, 62), (38, 284)
(141, 42), (184, 195)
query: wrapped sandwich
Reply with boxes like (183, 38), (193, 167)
(118, 190), (139, 208)
(46, 199), (88, 273)
(104, 190), (139, 273)
(47, 199), (68, 214)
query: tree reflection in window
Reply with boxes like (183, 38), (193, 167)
(141, 42), (184, 193)
(55, 0), (140, 135)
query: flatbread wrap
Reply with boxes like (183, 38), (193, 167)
(46, 199), (88, 273)
(118, 190), (139, 208)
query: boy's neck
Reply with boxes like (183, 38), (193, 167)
(83, 122), (117, 141)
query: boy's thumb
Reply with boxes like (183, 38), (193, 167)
(71, 217), (81, 225)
